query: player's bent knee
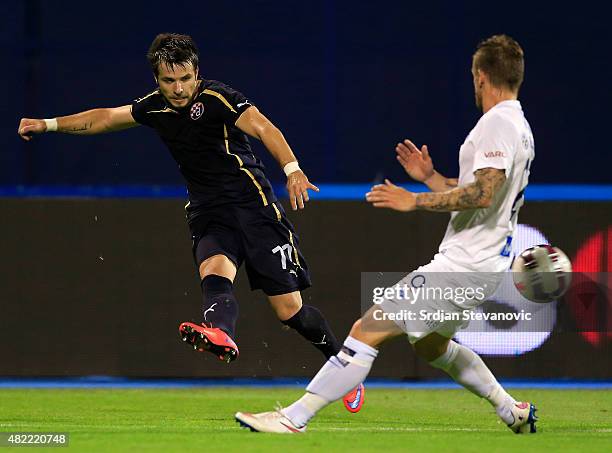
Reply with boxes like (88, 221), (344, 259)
(199, 254), (236, 280)
(268, 292), (302, 321)
(276, 300), (301, 320)
(350, 316), (402, 348)
(349, 319), (363, 337)
(413, 334), (451, 362)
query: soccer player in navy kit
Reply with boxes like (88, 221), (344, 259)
(18, 33), (364, 412)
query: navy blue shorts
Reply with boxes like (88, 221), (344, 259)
(187, 202), (311, 296)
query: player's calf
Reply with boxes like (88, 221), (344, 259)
(200, 275), (239, 338)
(279, 302), (341, 359)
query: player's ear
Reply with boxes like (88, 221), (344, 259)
(477, 69), (486, 88)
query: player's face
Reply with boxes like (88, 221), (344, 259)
(156, 63), (199, 109)
(472, 64), (483, 111)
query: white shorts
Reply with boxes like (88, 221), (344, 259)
(378, 253), (503, 344)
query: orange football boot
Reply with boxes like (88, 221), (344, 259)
(179, 322), (239, 363)
(342, 383), (366, 413)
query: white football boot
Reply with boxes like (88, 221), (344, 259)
(235, 409), (306, 434)
(506, 402), (538, 434)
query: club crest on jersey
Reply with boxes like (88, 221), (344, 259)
(190, 102), (205, 120)
(522, 134), (529, 150)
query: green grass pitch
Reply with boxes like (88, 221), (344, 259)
(0, 388), (609, 452)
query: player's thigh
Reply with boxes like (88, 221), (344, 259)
(378, 256), (465, 344)
(240, 203), (311, 296)
(190, 212), (244, 281)
(267, 291), (302, 321)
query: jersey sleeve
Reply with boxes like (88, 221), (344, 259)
(202, 82), (253, 124)
(471, 114), (516, 176)
(130, 90), (159, 127)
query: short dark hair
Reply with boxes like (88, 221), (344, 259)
(473, 34), (524, 92)
(147, 33), (199, 76)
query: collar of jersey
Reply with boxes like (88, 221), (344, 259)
(492, 99), (522, 111)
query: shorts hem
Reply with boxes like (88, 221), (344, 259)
(257, 284), (311, 296)
(196, 249), (240, 268)
(406, 328), (455, 345)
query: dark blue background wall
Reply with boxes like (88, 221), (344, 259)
(2, 0), (610, 186)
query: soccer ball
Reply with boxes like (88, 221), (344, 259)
(511, 244), (572, 303)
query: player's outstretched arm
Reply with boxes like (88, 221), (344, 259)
(396, 140), (457, 192)
(365, 168), (505, 212)
(415, 168), (505, 211)
(18, 105), (138, 141)
(236, 106), (319, 211)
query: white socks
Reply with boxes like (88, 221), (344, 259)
(282, 336), (378, 427)
(281, 393), (327, 427)
(429, 340), (516, 424)
(283, 337), (515, 427)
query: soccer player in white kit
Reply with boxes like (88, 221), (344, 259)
(236, 34), (538, 434)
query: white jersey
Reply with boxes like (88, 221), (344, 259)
(438, 100), (535, 272)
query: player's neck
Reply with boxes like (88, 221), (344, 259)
(184, 79), (202, 105)
(482, 90), (518, 113)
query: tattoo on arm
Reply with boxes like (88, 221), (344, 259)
(416, 168), (506, 212)
(68, 122), (93, 133)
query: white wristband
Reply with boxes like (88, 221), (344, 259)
(283, 161), (301, 176)
(44, 118), (58, 132)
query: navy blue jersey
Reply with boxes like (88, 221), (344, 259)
(131, 79), (277, 210)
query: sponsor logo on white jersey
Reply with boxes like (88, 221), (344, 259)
(484, 151), (506, 158)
